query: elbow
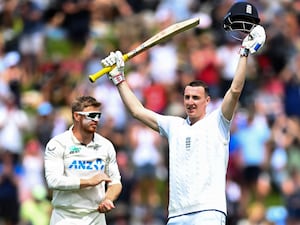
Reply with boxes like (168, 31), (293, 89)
(46, 180), (56, 190)
(45, 175), (58, 190)
(129, 106), (144, 120)
(131, 111), (141, 121)
(229, 87), (242, 99)
(45, 176), (66, 190)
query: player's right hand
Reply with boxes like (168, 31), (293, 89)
(240, 25), (266, 56)
(101, 51), (125, 85)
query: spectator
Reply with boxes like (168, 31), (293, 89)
(20, 185), (52, 225)
(0, 0), (21, 52)
(237, 201), (270, 225)
(0, 151), (21, 225)
(60, 0), (92, 46)
(0, 94), (30, 162)
(19, 0), (45, 78)
(20, 139), (46, 202)
(93, 79), (128, 132)
(127, 121), (163, 208)
(2, 51), (23, 108)
(216, 35), (242, 98)
(35, 101), (54, 149)
(191, 31), (221, 99)
(280, 53), (300, 118)
(234, 103), (272, 213)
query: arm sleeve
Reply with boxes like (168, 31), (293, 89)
(157, 114), (174, 138)
(44, 139), (80, 190)
(218, 108), (231, 140)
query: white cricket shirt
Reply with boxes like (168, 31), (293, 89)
(44, 127), (121, 216)
(157, 108), (230, 218)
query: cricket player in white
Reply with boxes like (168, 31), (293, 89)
(101, 24), (266, 224)
(44, 96), (122, 225)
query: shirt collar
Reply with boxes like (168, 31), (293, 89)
(69, 125), (95, 146)
(186, 117), (191, 125)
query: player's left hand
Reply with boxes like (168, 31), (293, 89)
(97, 198), (115, 213)
(101, 51), (125, 85)
(240, 25), (266, 56)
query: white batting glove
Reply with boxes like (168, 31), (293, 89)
(239, 25), (266, 57)
(101, 51), (125, 85)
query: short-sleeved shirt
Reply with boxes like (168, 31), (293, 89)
(157, 108), (231, 218)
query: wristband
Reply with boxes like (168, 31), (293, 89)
(239, 47), (249, 57)
(110, 73), (125, 85)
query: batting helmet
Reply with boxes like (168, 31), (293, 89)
(223, 1), (260, 33)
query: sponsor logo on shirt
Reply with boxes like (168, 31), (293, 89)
(47, 146), (56, 151)
(68, 158), (105, 171)
(69, 145), (81, 154)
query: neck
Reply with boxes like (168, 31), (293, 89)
(72, 126), (93, 145)
(188, 114), (205, 125)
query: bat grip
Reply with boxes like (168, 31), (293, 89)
(89, 54), (129, 83)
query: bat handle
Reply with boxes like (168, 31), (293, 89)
(89, 54), (129, 83)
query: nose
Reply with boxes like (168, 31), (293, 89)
(185, 97), (194, 104)
(92, 114), (101, 121)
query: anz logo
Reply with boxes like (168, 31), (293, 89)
(69, 159), (105, 171)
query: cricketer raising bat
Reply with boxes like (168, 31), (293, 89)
(89, 17), (200, 83)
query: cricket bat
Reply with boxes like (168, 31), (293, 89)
(89, 17), (200, 83)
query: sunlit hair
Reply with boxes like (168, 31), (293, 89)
(71, 96), (101, 115)
(185, 80), (210, 96)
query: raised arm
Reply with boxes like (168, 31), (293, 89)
(222, 25), (266, 121)
(101, 51), (160, 132)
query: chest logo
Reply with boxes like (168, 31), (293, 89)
(47, 146), (56, 151)
(69, 145), (81, 154)
(68, 159), (105, 171)
(186, 137), (191, 151)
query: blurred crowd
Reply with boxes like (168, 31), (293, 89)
(0, 0), (300, 224)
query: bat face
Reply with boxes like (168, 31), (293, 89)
(89, 17), (200, 83)
(127, 18), (200, 59)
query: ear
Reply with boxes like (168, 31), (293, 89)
(73, 112), (81, 122)
(206, 96), (211, 105)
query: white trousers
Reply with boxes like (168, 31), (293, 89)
(50, 208), (106, 225)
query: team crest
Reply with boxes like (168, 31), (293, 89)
(186, 137), (191, 151)
(69, 145), (81, 154)
(246, 4), (252, 15)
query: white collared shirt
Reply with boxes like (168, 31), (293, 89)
(44, 127), (121, 214)
(157, 108), (231, 218)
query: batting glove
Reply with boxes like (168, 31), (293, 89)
(101, 51), (125, 85)
(239, 25), (266, 57)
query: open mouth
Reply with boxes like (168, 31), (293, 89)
(187, 105), (196, 110)
(186, 108), (196, 114)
